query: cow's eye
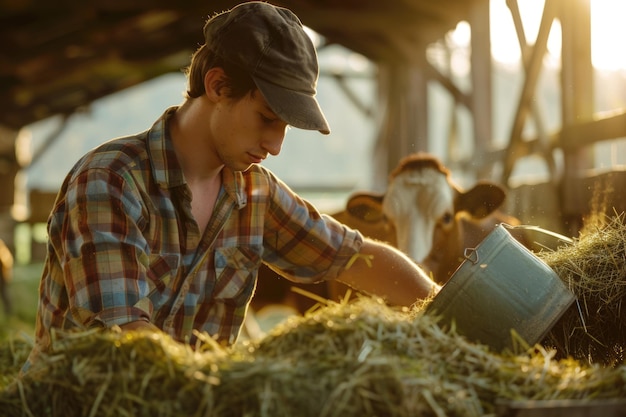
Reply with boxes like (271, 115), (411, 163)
(441, 212), (454, 227)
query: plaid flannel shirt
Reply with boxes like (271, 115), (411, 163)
(30, 106), (363, 361)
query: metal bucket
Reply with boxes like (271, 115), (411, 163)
(425, 223), (576, 352)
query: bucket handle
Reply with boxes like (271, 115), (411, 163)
(463, 246), (480, 264)
(462, 223), (574, 265)
(499, 223), (574, 245)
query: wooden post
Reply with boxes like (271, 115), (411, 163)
(559, 0), (594, 235)
(372, 62), (428, 191)
(469, 0), (492, 179)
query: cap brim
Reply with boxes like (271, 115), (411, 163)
(254, 77), (331, 135)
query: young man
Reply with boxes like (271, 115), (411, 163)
(24, 1), (438, 370)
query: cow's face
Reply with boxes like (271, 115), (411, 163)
(382, 167), (507, 283)
(334, 153), (508, 284)
(382, 167), (455, 264)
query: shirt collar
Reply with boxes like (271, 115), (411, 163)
(222, 168), (247, 209)
(147, 106), (247, 209)
(147, 106), (185, 189)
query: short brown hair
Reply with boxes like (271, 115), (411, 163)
(183, 44), (256, 100)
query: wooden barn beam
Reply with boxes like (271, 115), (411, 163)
(506, 0), (558, 181)
(424, 62), (472, 110)
(559, 111), (626, 151)
(371, 63), (428, 192)
(468, 0), (492, 178)
(501, 0), (558, 185)
(559, 0), (594, 234)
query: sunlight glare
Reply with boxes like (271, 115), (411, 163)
(489, 0), (562, 65)
(591, 0), (626, 70)
(480, 0), (623, 70)
(450, 21), (471, 47)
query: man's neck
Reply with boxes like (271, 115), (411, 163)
(170, 99), (223, 182)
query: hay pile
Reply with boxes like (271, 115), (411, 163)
(1, 297), (625, 417)
(539, 212), (626, 365)
(0, 337), (31, 388)
(2, 212), (626, 416)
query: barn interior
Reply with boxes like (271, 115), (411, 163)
(2, 1), (626, 414)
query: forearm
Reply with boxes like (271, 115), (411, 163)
(336, 238), (440, 306)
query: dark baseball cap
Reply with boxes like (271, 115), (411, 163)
(204, 1), (331, 135)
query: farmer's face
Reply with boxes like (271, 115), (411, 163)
(211, 89), (289, 172)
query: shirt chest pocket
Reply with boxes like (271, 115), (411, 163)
(213, 245), (263, 300)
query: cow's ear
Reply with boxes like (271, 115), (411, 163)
(455, 181), (506, 219)
(346, 193), (385, 222)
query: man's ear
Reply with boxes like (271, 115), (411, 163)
(204, 67), (228, 101)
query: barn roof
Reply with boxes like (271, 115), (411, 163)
(0, 0), (486, 131)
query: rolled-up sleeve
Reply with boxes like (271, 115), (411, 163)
(59, 167), (153, 328)
(259, 170), (364, 283)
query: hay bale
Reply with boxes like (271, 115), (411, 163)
(0, 328), (225, 417)
(0, 336), (31, 388)
(3, 212), (626, 414)
(1, 297), (625, 417)
(540, 212), (626, 365)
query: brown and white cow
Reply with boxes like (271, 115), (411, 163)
(251, 152), (526, 318)
(343, 152), (527, 284)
